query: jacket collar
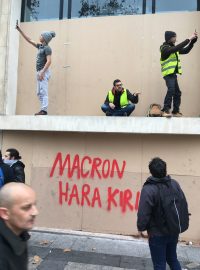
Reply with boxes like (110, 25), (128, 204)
(112, 87), (125, 95)
(163, 41), (174, 47)
(146, 175), (171, 184)
(0, 219), (30, 255)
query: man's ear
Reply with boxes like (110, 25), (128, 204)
(0, 207), (10, 221)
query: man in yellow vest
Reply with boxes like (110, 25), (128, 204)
(101, 79), (140, 116)
(160, 30), (198, 117)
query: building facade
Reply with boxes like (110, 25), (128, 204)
(0, 0), (200, 241)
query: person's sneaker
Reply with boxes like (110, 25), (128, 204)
(34, 110), (48, 116)
(162, 111), (172, 117)
(172, 112), (183, 117)
(123, 112), (128, 116)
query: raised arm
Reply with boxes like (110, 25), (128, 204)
(16, 22), (37, 48)
(179, 32), (198, 55)
(161, 32), (198, 60)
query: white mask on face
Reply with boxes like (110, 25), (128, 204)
(3, 159), (17, 166)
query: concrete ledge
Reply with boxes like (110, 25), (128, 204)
(0, 115), (200, 135)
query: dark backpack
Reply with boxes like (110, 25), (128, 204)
(0, 167), (4, 188)
(146, 179), (189, 235)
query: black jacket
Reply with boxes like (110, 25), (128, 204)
(11, 161), (25, 183)
(104, 88), (139, 109)
(137, 175), (184, 236)
(0, 219), (30, 270)
(160, 37), (198, 61)
(0, 163), (15, 184)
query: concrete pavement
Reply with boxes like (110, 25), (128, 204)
(28, 229), (200, 270)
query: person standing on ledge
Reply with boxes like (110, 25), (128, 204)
(16, 21), (56, 115)
(101, 79), (140, 116)
(160, 30), (198, 117)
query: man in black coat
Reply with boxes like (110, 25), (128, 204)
(137, 157), (188, 270)
(0, 183), (38, 270)
(4, 148), (25, 183)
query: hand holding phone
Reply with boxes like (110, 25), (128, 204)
(16, 20), (19, 30)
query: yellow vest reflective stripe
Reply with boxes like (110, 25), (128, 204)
(108, 89), (129, 108)
(160, 47), (182, 77)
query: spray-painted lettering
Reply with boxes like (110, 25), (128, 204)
(51, 153), (140, 214)
(50, 153), (126, 179)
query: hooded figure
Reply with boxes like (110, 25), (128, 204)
(165, 31), (176, 42)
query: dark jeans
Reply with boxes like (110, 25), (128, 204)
(163, 74), (182, 113)
(149, 235), (181, 270)
(101, 103), (135, 116)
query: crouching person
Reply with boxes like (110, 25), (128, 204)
(101, 79), (140, 116)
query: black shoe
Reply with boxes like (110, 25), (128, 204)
(106, 111), (112, 116)
(35, 110), (48, 115)
(123, 112), (128, 116)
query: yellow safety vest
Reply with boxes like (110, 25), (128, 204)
(108, 89), (129, 108)
(160, 46), (182, 77)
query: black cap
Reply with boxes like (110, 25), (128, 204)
(165, 31), (176, 42)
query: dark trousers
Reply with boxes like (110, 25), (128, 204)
(163, 74), (181, 113)
(101, 103), (135, 116)
(149, 235), (181, 270)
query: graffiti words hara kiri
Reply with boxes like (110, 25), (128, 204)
(50, 152), (126, 179)
(59, 181), (140, 213)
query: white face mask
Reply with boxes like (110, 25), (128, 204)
(3, 159), (17, 166)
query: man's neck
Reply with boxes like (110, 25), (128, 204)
(5, 220), (22, 236)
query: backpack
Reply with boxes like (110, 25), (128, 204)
(146, 179), (189, 235)
(0, 167), (4, 188)
(147, 103), (162, 117)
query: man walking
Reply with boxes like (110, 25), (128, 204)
(160, 31), (198, 117)
(0, 183), (38, 269)
(137, 157), (189, 270)
(16, 22), (55, 115)
(101, 79), (140, 116)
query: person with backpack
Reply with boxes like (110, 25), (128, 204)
(4, 148), (25, 183)
(160, 30), (198, 117)
(137, 157), (189, 270)
(0, 151), (15, 188)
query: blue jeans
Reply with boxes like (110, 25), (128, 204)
(149, 235), (181, 270)
(101, 103), (135, 116)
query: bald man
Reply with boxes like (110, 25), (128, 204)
(0, 183), (38, 270)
